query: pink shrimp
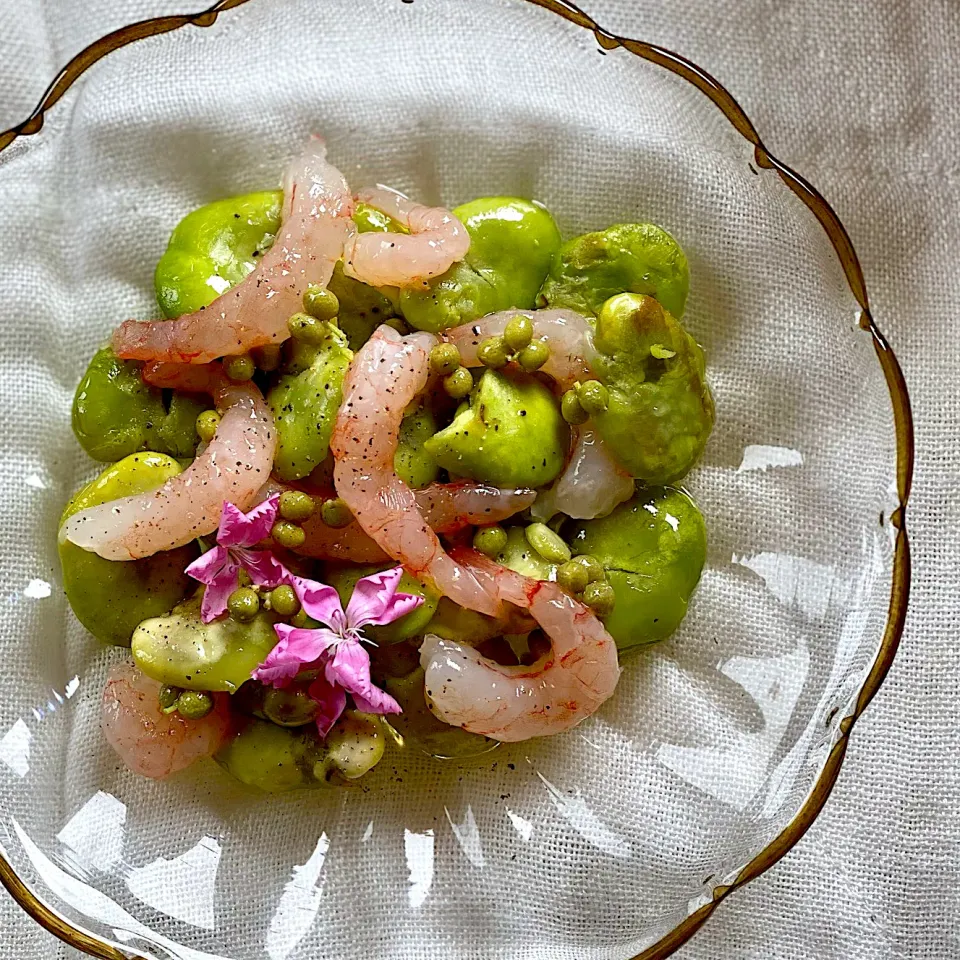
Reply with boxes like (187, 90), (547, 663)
(112, 139), (355, 364)
(342, 186), (469, 288)
(530, 427), (634, 521)
(330, 326), (504, 617)
(420, 548), (620, 742)
(61, 363), (276, 560)
(102, 661), (232, 779)
(443, 308), (595, 389)
(256, 478), (536, 562)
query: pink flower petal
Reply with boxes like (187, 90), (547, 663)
(344, 566), (424, 629)
(185, 544), (229, 585)
(352, 689), (402, 716)
(291, 576), (347, 631)
(238, 548), (289, 588)
(325, 640), (401, 716)
(198, 562), (240, 622)
(252, 624), (340, 687)
(217, 495), (279, 548)
(307, 676), (347, 738)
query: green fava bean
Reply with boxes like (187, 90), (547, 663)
(400, 197), (562, 333)
(538, 222), (690, 318)
(495, 526), (557, 581)
(321, 710), (386, 780)
(216, 719), (318, 793)
(568, 487), (707, 652)
(326, 564), (439, 644)
(155, 190), (283, 317)
(58, 454), (197, 645)
(72, 346), (209, 462)
(384, 667), (496, 759)
(131, 596), (279, 692)
(423, 368), (568, 488)
(394, 400), (440, 489)
(591, 293), (714, 484)
(268, 321), (353, 481)
(422, 597), (505, 646)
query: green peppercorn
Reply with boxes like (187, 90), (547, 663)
(228, 586), (261, 621)
(223, 354), (255, 382)
(577, 379), (610, 415)
(561, 388), (589, 425)
(176, 690), (214, 720)
(263, 686), (318, 727)
(158, 684), (183, 712)
(252, 343), (282, 371)
(477, 336), (509, 369)
(272, 520), (307, 549)
(503, 315), (534, 353)
(269, 584), (300, 617)
(302, 285), (340, 321)
(524, 522), (572, 564)
(290, 607), (310, 628)
(556, 560), (589, 595)
(320, 498), (353, 529)
(279, 490), (316, 522)
(385, 315), (411, 335)
(287, 312), (329, 346)
(517, 340), (550, 372)
(472, 524), (508, 558)
(572, 554), (606, 584)
(582, 580), (616, 617)
(442, 366), (474, 399)
(430, 342), (462, 376)
(195, 409), (221, 443)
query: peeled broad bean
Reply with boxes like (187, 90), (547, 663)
(568, 487), (707, 651)
(538, 222), (689, 318)
(131, 596), (279, 692)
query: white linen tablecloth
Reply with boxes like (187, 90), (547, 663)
(0, 1), (955, 957)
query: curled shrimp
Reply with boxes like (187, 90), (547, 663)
(530, 427), (634, 521)
(445, 309), (634, 519)
(112, 139), (355, 364)
(257, 478), (536, 562)
(443, 308), (595, 390)
(420, 548), (620, 742)
(102, 661), (232, 779)
(330, 326), (503, 617)
(61, 363), (276, 560)
(342, 186), (469, 288)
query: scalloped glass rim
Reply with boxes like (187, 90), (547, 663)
(0, 2), (913, 959)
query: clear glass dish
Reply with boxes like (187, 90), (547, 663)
(0, 1), (912, 958)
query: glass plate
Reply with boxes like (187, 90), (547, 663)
(0, 1), (912, 958)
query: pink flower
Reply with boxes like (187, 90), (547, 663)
(253, 567), (423, 737)
(185, 496), (289, 622)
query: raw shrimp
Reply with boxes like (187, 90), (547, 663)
(420, 547), (620, 742)
(257, 479), (536, 562)
(330, 326), (503, 617)
(443, 308), (595, 389)
(112, 139), (355, 364)
(446, 308), (634, 520)
(61, 364), (276, 561)
(102, 660), (232, 779)
(342, 186), (469, 288)
(530, 427), (634, 521)
(415, 481), (536, 534)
